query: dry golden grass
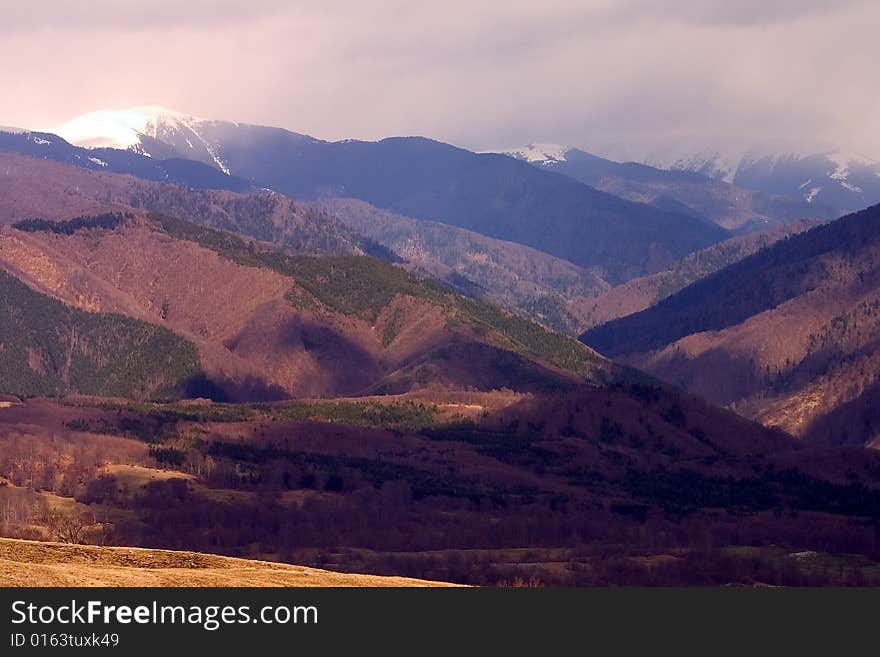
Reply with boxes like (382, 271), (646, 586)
(0, 538), (458, 587)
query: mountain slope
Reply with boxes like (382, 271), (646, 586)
(0, 264), (199, 399)
(0, 152), (390, 258)
(581, 204), (880, 444)
(0, 210), (618, 401)
(316, 197), (610, 332)
(574, 221), (817, 331)
(50, 108), (729, 283)
(503, 145), (838, 232)
(205, 134), (730, 283)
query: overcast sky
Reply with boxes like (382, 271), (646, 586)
(2, 0), (879, 156)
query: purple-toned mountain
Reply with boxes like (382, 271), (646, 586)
(43, 107), (729, 284)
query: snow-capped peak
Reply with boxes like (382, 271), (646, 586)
(502, 143), (571, 164)
(47, 106), (203, 150)
(45, 106), (234, 175)
(0, 126), (27, 135)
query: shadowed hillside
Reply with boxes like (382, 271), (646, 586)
(0, 266), (199, 399)
(581, 204), (880, 444)
(575, 221), (817, 331)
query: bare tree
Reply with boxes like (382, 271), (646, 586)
(39, 508), (96, 545)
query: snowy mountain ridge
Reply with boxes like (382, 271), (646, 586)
(502, 137), (880, 210)
(502, 143), (572, 164)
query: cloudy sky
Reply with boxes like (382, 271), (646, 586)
(2, 0), (879, 156)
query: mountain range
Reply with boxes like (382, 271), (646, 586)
(0, 154), (620, 401)
(503, 144), (839, 232)
(3, 105), (880, 585)
(580, 139), (880, 211)
(40, 107), (730, 284)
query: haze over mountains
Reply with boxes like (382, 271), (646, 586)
(513, 140), (880, 212)
(0, 128), (251, 194)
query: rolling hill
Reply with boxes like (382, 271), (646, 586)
(0, 538), (453, 587)
(3, 388), (880, 586)
(581, 204), (880, 445)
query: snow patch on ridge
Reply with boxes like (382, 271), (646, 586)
(593, 137), (880, 186)
(48, 107), (188, 149)
(502, 143), (571, 164)
(47, 106), (200, 149)
(47, 106), (232, 175)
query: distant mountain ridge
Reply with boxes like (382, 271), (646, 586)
(591, 138), (880, 211)
(502, 144), (839, 232)
(43, 107), (729, 284)
(316, 197), (610, 333)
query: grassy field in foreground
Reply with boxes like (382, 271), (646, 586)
(0, 538), (457, 587)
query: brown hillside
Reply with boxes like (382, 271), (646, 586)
(0, 214), (611, 400)
(582, 205), (880, 444)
